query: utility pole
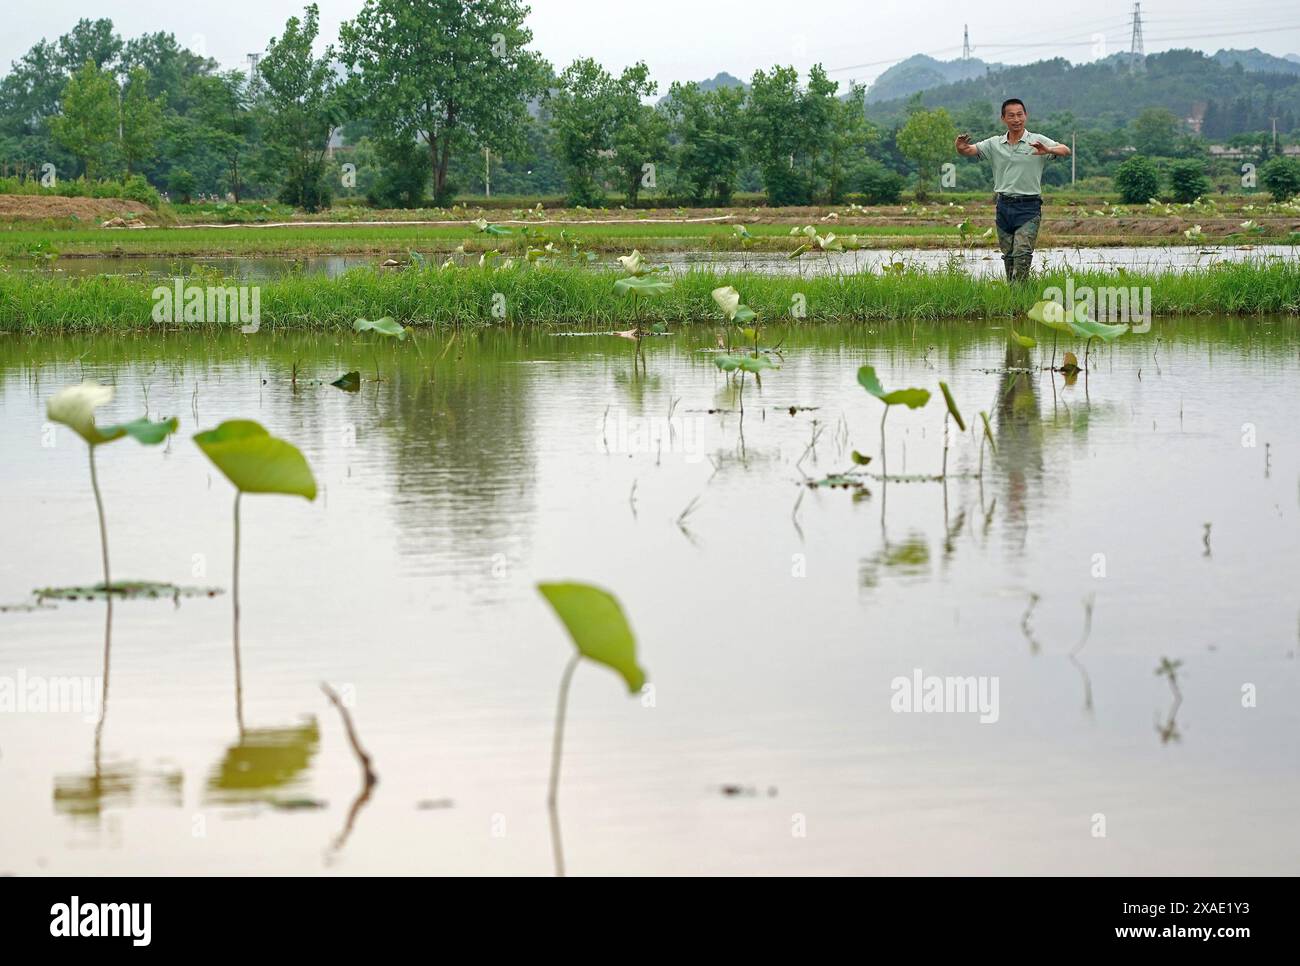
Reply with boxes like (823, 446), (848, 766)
(1128, 3), (1145, 70)
(963, 25), (972, 62)
(484, 148), (491, 198)
(1272, 117), (1279, 154)
(1071, 131), (1076, 184)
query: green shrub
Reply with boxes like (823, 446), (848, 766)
(1260, 157), (1300, 201)
(1167, 160), (1210, 203)
(1114, 156), (1160, 204)
(857, 159), (906, 205)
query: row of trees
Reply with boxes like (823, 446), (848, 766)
(2, 5), (1298, 209)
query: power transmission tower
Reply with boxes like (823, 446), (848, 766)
(1128, 3), (1145, 70)
(963, 25), (972, 62)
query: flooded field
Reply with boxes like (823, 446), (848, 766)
(1, 320), (1297, 875)
(9, 243), (1299, 282)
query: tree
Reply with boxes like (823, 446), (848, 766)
(56, 18), (123, 73)
(1260, 156), (1300, 201)
(50, 61), (119, 179)
(186, 72), (257, 201)
(1131, 108), (1179, 156)
(823, 84), (877, 204)
(606, 64), (666, 205)
(256, 4), (340, 211)
(896, 106), (956, 199)
(1167, 159), (1210, 203)
(1114, 155), (1160, 203)
(340, 0), (550, 207)
(744, 65), (842, 206)
(120, 32), (218, 113)
(119, 67), (163, 175)
(547, 58), (657, 206)
(662, 81), (745, 205)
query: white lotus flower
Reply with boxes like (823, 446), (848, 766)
(712, 286), (740, 320)
(617, 250), (645, 275)
(47, 382), (113, 444)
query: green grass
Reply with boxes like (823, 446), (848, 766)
(2, 260), (1297, 332)
(0, 221), (958, 258)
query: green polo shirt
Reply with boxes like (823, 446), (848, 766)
(974, 131), (1060, 196)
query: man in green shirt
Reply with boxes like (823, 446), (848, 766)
(955, 98), (1070, 282)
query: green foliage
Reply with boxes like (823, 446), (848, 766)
(1167, 159), (1210, 203)
(339, 0), (550, 207)
(119, 66), (163, 175)
(193, 420), (317, 499)
(896, 107), (956, 199)
(1131, 107), (1180, 156)
(663, 82), (745, 204)
(857, 158), (905, 204)
(167, 168), (196, 204)
(49, 60), (118, 178)
(537, 582), (646, 692)
(857, 365), (930, 408)
(257, 4), (339, 212)
(548, 59), (659, 206)
(1260, 157), (1300, 201)
(352, 316), (406, 339)
(938, 382), (965, 431)
(744, 65), (856, 205)
(1114, 156), (1160, 204)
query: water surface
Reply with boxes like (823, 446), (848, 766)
(1, 320), (1297, 874)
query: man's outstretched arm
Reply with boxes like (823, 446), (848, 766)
(955, 134), (980, 157)
(1031, 139), (1070, 157)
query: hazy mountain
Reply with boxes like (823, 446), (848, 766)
(1212, 48), (1300, 75)
(864, 49), (1300, 137)
(866, 54), (1005, 104)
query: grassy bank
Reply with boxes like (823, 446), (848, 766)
(2, 261), (1297, 332)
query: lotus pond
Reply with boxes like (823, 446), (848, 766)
(0, 319), (1297, 875)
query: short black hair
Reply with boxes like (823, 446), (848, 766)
(1001, 98), (1026, 116)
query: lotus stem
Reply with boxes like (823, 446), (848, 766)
(547, 652), (580, 878)
(880, 406), (889, 479)
(233, 492), (244, 735)
(87, 446), (111, 591)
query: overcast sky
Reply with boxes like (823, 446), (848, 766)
(4, 0), (1299, 89)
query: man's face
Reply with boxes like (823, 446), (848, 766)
(1002, 103), (1027, 134)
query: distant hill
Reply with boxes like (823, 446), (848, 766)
(1212, 48), (1300, 76)
(864, 49), (1300, 137)
(866, 54), (1005, 104)
(695, 71), (746, 93)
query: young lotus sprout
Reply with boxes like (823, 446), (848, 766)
(194, 421), (317, 733)
(46, 382), (179, 595)
(711, 286), (776, 415)
(353, 316), (407, 381)
(1027, 300), (1129, 372)
(857, 365), (930, 479)
(536, 581), (647, 878)
(613, 251), (673, 360)
(938, 382), (966, 479)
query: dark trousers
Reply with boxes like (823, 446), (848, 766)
(994, 194), (1042, 282)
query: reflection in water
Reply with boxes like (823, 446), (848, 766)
(321, 684), (377, 860)
(1155, 658), (1185, 745)
(5, 317), (1297, 874)
(992, 343), (1043, 553)
(204, 719), (320, 805)
(1070, 595), (1096, 715)
(53, 594), (183, 821)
